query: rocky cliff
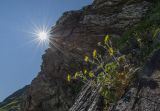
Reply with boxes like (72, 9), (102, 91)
(21, 0), (156, 111)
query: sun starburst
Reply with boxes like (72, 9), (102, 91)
(38, 31), (48, 41)
(26, 21), (65, 55)
(29, 23), (51, 48)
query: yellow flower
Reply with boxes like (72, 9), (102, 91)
(84, 69), (87, 74)
(104, 35), (109, 43)
(67, 74), (71, 82)
(74, 72), (78, 79)
(93, 49), (97, 58)
(84, 56), (89, 62)
(108, 48), (114, 56)
(89, 72), (94, 78)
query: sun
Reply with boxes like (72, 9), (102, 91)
(35, 29), (49, 46)
(38, 31), (48, 41)
(26, 22), (51, 48)
(27, 23), (64, 54)
(30, 24), (51, 47)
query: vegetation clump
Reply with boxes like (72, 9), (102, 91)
(0, 99), (20, 111)
(67, 35), (137, 109)
(117, 1), (160, 65)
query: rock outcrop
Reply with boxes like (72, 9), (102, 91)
(22, 0), (152, 111)
(112, 49), (160, 111)
(69, 83), (103, 111)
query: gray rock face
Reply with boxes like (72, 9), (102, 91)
(112, 49), (160, 111)
(69, 84), (103, 111)
(22, 0), (151, 111)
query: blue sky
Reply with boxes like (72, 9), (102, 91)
(0, 0), (92, 101)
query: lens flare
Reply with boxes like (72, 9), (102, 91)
(26, 21), (65, 55)
(37, 31), (48, 41)
(28, 23), (51, 48)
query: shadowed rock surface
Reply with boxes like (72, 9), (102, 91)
(21, 0), (152, 111)
(112, 49), (160, 111)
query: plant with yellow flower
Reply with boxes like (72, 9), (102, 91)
(67, 35), (136, 109)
